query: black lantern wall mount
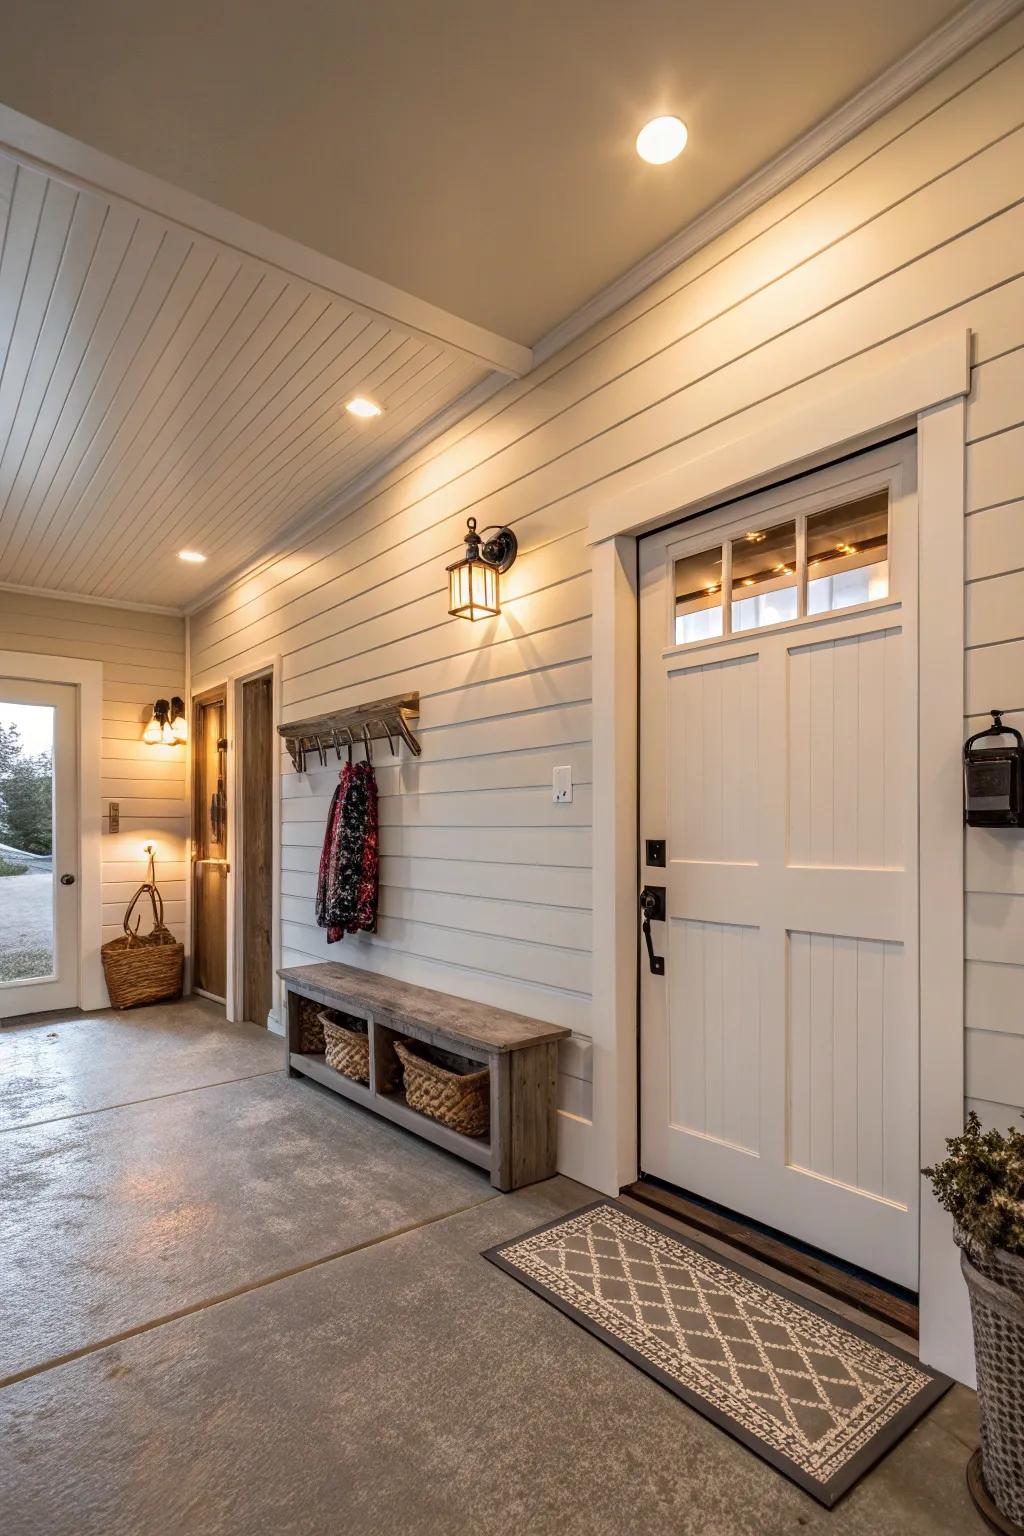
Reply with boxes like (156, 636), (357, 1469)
(143, 695), (188, 746)
(447, 517), (518, 620)
(964, 709), (1024, 827)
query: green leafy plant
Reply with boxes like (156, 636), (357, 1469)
(924, 1111), (1024, 1258)
(0, 854), (28, 876)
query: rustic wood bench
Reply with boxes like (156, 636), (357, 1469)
(279, 962), (571, 1191)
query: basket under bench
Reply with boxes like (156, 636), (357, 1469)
(279, 962), (571, 1191)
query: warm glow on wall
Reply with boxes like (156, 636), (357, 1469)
(143, 696), (187, 745)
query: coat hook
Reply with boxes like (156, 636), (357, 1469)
(382, 718), (398, 756)
(362, 723), (373, 764)
(297, 740), (307, 774)
(331, 729), (342, 761)
(315, 734), (328, 766)
(346, 727), (354, 766)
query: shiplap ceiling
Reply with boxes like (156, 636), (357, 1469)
(0, 155), (491, 608)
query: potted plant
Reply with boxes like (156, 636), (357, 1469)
(925, 1112), (1024, 1532)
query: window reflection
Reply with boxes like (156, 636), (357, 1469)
(731, 522), (797, 632)
(675, 547), (724, 645)
(806, 492), (889, 615)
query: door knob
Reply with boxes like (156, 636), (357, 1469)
(60, 873), (76, 886)
(639, 885), (666, 976)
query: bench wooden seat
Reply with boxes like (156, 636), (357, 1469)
(279, 962), (571, 1191)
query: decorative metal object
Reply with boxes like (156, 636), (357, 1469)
(447, 516), (518, 620)
(964, 710), (1024, 828)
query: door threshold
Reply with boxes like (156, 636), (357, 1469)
(623, 1177), (918, 1338)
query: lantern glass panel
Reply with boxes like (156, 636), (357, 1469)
(448, 559), (499, 619)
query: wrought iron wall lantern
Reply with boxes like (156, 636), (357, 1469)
(447, 516), (518, 620)
(143, 696), (188, 745)
(964, 709), (1024, 827)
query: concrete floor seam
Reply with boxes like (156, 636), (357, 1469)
(0, 1067), (285, 1134)
(0, 1189), (501, 1391)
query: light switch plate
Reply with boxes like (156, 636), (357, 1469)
(552, 765), (573, 803)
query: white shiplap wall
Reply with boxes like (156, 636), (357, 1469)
(191, 13), (1024, 1141)
(0, 591), (187, 946)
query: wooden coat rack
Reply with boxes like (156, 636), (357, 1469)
(278, 692), (421, 771)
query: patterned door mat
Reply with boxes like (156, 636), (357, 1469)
(483, 1201), (951, 1507)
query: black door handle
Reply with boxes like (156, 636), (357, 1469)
(60, 873), (76, 886)
(640, 885), (666, 976)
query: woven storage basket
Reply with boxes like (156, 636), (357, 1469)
(959, 1233), (1024, 1526)
(393, 1038), (489, 1138)
(101, 883), (184, 1009)
(319, 1010), (401, 1091)
(296, 995), (326, 1052)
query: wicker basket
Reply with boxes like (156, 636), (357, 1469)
(296, 995), (326, 1052)
(319, 1010), (401, 1091)
(101, 883), (184, 1009)
(394, 1038), (489, 1138)
(959, 1233), (1024, 1527)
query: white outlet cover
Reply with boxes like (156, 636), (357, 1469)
(553, 765), (573, 803)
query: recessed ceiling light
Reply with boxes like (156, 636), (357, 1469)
(346, 396), (383, 419)
(635, 115), (688, 165)
(178, 549), (206, 563)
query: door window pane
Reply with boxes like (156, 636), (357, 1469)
(0, 701), (55, 983)
(675, 546), (724, 644)
(731, 522), (797, 632)
(807, 491), (889, 615)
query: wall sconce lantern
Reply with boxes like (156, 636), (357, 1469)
(143, 696), (188, 745)
(447, 517), (518, 620)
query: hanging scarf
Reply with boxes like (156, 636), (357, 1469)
(315, 760), (379, 942)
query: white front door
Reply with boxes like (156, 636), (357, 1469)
(639, 441), (920, 1288)
(0, 679), (79, 1018)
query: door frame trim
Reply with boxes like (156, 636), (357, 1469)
(189, 649), (282, 1029)
(584, 325), (971, 1383)
(0, 650), (104, 1011)
(229, 661), (281, 1030)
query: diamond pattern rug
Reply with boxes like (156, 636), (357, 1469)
(483, 1201), (951, 1506)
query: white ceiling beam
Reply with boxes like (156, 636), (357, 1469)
(0, 102), (534, 379)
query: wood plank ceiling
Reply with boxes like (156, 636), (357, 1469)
(0, 153), (490, 610)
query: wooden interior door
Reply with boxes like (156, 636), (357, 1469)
(240, 673), (274, 1027)
(638, 441), (921, 1288)
(192, 688), (228, 999)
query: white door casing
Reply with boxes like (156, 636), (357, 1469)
(0, 677), (79, 1018)
(639, 440), (920, 1288)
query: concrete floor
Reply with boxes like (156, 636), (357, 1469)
(0, 1001), (987, 1536)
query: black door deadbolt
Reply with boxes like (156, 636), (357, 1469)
(639, 885), (666, 975)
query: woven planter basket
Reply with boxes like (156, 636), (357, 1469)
(959, 1231), (1024, 1527)
(394, 1038), (489, 1138)
(101, 883), (183, 1009)
(319, 1010), (402, 1091)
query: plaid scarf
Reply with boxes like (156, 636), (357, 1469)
(315, 760), (379, 942)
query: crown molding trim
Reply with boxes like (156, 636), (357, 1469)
(182, 370), (508, 616)
(533, 0), (1024, 366)
(0, 106), (533, 379)
(0, 581), (183, 617)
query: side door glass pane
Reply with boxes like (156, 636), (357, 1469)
(0, 701), (55, 983)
